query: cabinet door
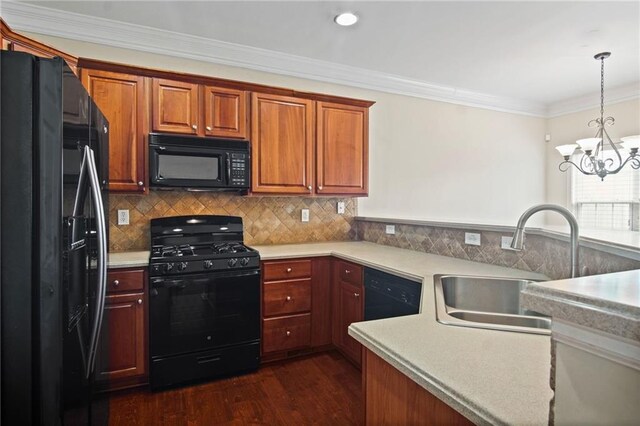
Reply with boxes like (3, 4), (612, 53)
(311, 257), (333, 347)
(339, 281), (363, 365)
(316, 102), (368, 195)
(251, 93), (314, 194)
(204, 86), (247, 139)
(82, 69), (147, 192)
(95, 292), (146, 383)
(152, 78), (199, 134)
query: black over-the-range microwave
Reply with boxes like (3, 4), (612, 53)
(149, 133), (250, 191)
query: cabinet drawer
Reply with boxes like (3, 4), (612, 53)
(263, 278), (311, 317)
(107, 269), (145, 293)
(263, 259), (312, 281)
(262, 313), (311, 353)
(336, 260), (363, 287)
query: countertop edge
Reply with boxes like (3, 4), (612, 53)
(349, 324), (496, 426)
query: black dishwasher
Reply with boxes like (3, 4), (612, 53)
(364, 268), (422, 321)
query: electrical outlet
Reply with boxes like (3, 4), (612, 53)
(501, 236), (514, 249)
(464, 232), (481, 246)
(337, 201), (345, 214)
(301, 209), (310, 222)
(117, 209), (129, 225)
(385, 225), (395, 235)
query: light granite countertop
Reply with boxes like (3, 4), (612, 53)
(109, 241), (553, 425)
(522, 270), (640, 341)
(108, 251), (150, 269)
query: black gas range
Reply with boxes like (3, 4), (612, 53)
(148, 215), (260, 390)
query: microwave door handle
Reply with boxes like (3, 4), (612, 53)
(226, 153), (231, 185)
(77, 146), (108, 379)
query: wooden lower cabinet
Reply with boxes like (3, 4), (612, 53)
(363, 349), (473, 425)
(332, 259), (364, 366)
(95, 268), (148, 390)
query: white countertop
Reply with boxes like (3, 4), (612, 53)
(109, 241), (553, 425)
(522, 269), (640, 341)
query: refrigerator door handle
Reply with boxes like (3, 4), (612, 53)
(72, 145), (108, 379)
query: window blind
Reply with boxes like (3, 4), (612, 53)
(571, 150), (640, 231)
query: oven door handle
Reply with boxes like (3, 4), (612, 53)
(151, 269), (260, 288)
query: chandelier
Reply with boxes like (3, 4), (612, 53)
(555, 52), (640, 180)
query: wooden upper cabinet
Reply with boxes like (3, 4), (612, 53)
(152, 78), (199, 135)
(203, 86), (247, 139)
(316, 102), (368, 195)
(251, 93), (315, 194)
(82, 69), (148, 192)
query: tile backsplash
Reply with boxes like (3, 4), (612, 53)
(109, 191), (356, 251)
(356, 219), (640, 280)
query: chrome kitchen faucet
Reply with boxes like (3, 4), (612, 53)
(510, 204), (580, 278)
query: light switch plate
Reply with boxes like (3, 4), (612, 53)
(337, 201), (345, 214)
(385, 225), (395, 235)
(117, 209), (129, 225)
(501, 236), (514, 249)
(301, 209), (310, 222)
(464, 232), (481, 246)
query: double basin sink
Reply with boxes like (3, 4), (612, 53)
(434, 275), (551, 335)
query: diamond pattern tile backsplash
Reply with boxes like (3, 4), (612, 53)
(356, 220), (640, 280)
(109, 191), (356, 252)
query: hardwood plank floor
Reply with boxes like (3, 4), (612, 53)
(105, 351), (362, 425)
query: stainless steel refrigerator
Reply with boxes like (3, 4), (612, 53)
(1, 51), (109, 425)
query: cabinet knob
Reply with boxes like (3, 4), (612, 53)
(206, 126), (212, 131)
(307, 185), (312, 191)
(286, 296), (292, 301)
(112, 279), (119, 287)
(192, 124), (197, 130)
(286, 268), (292, 272)
(318, 186), (323, 190)
(345, 269), (351, 274)
(138, 181), (144, 186)
(137, 299), (143, 305)
(354, 293), (360, 298)
(286, 331), (291, 336)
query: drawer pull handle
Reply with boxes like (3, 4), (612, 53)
(286, 331), (291, 336)
(286, 296), (292, 301)
(354, 293), (360, 298)
(286, 268), (292, 272)
(206, 126), (212, 131)
(137, 299), (143, 305)
(113, 280), (120, 287)
(191, 124), (197, 130)
(345, 270), (351, 274)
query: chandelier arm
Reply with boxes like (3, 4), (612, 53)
(602, 127), (622, 169)
(559, 159), (594, 175)
(580, 153), (597, 173)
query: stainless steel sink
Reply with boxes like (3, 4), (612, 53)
(434, 274), (551, 335)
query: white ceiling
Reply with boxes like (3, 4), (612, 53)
(10, 1), (640, 114)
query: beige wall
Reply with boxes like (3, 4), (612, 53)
(545, 99), (640, 226)
(29, 32), (547, 226)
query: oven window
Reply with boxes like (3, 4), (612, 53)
(158, 154), (221, 180)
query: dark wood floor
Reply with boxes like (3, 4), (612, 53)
(106, 351), (363, 425)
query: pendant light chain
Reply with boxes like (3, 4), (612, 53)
(600, 55), (605, 125)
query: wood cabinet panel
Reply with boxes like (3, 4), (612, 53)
(336, 259), (363, 287)
(95, 292), (147, 383)
(262, 314), (311, 353)
(263, 259), (312, 281)
(311, 257), (333, 347)
(107, 269), (145, 293)
(364, 349), (473, 425)
(203, 86), (247, 139)
(82, 69), (147, 192)
(152, 78), (199, 134)
(251, 93), (314, 194)
(339, 281), (363, 365)
(316, 102), (368, 195)
(263, 278), (311, 317)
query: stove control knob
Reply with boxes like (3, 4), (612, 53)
(228, 258), (238, 268)
(203, 260), (213, 269)
(240, 257), (250, 266)
(177, 262), (188, 272)
(164, 263), (174, 273)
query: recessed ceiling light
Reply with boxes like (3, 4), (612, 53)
(334, 12), (358, 26)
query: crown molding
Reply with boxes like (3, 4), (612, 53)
(547, 82), (640, 118)
(1, 1), (549, 117)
